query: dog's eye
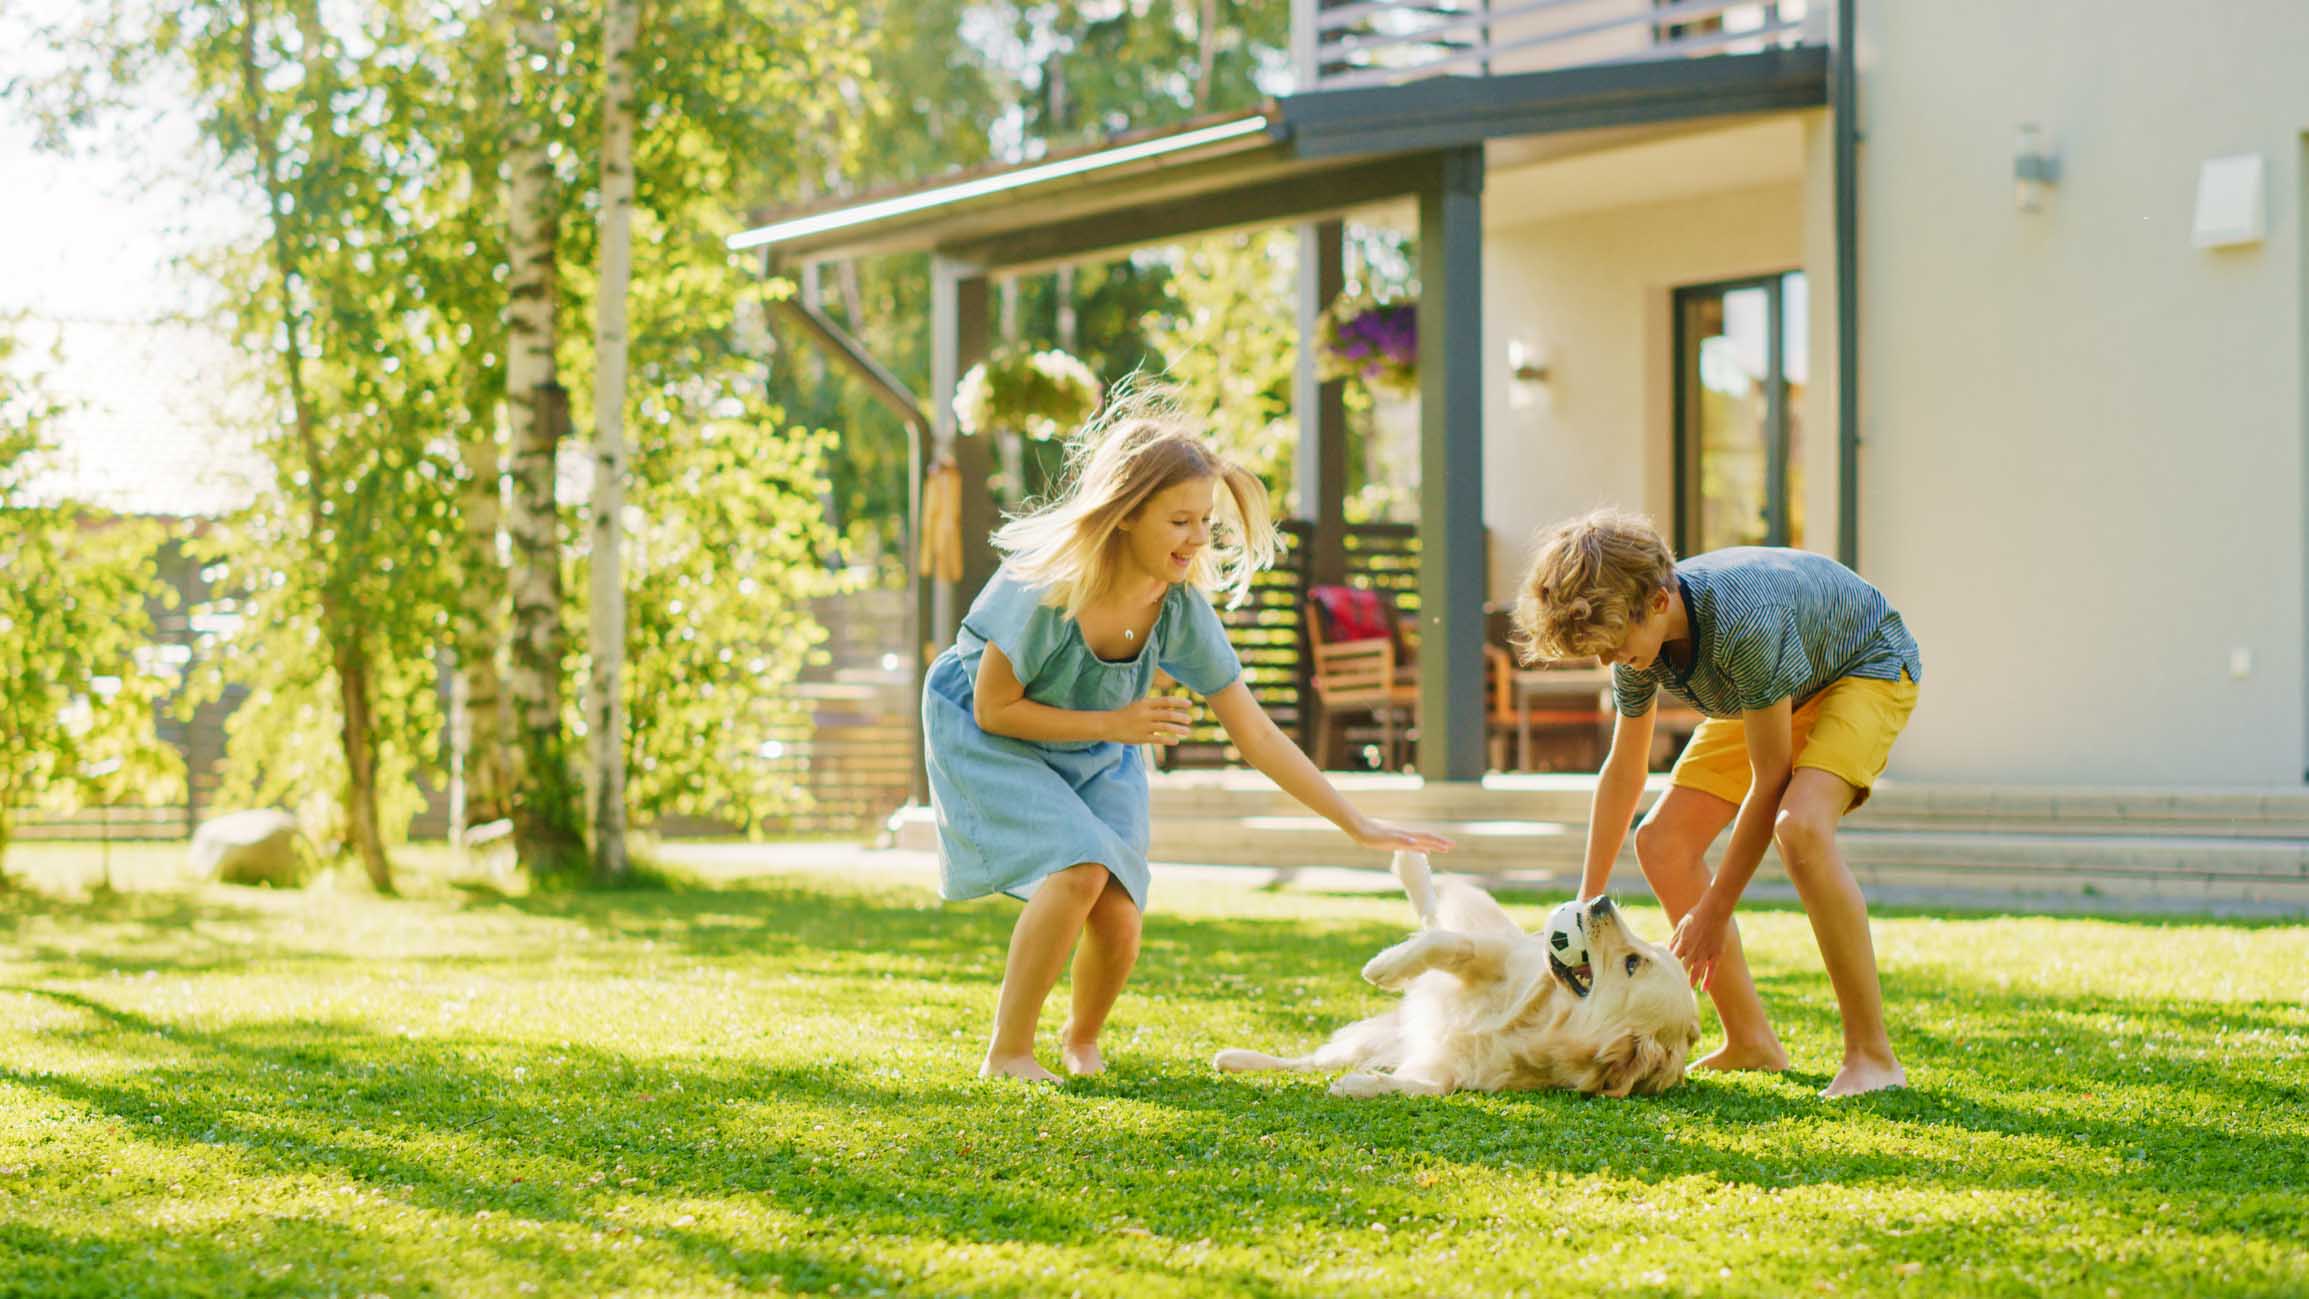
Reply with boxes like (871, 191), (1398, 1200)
(1624, 954), (1641, 976)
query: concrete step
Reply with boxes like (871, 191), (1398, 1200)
(888, 776), (2309, 916)
(1146, 772), (2309, 840)
(1142, 814), (2306, 878)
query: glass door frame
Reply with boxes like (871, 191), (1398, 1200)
(1672, 271), (1799, 555)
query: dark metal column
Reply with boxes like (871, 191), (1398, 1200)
(1416, 147), (1487, 782)
(1295, 220), (1349, 590)
(931, 258), (996, 638)
(1834, 0), (1861, 569)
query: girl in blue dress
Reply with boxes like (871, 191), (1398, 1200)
(924, 386), (1453, 1082)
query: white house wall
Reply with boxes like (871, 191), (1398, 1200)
(1854, 0), (2308, 786)
(1479, 176), (1809, 600)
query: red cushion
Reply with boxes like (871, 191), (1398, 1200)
(1310, 585), (1393, 643)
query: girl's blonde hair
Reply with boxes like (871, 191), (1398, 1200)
(992, 378), (1276, 617)
(1510, 506), (1676, 663)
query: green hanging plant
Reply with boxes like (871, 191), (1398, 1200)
(953, 346), (1103, 441)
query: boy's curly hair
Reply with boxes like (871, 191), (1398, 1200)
(1510, 508), (1675, 664)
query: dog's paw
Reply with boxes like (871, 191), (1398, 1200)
(1391, 851), (1438, 925)
(1329, 1072), (1391, 1099)
(1211, 1049), (1264, 1073)
(1361, 937), (1424, 988)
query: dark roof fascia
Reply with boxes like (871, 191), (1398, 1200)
(940, 152), (1442, 274)
(735, 113), (1290, 262)
(1279, 46), (1829, 158)
(732, 48), (1829, 265)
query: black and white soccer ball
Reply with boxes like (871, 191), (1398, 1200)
(1544, 899), (1593, 994)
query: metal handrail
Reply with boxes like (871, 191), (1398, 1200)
(1308, 0), (1814, 90)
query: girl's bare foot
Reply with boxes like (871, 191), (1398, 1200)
(980, 1053), (1061, 1083)
(1823, 1054), (1906, 1097)
(1061, 1040), (1105, 1077)
(1693, 1038), (1790, 1072)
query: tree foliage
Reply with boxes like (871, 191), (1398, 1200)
(0, 332), (183, 873)
(1142, 231), (1301, 505)
(7, 0), (1347, 864)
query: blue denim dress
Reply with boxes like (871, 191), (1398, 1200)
(922, 566), (1242, 911)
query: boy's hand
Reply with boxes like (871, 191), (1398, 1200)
(1347, 815), (1455, 854)
(1670, 892), (1733, 989)
(1109, 694), (1194, 746)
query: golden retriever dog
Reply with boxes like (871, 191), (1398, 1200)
(1214, 852), (1701, 1099)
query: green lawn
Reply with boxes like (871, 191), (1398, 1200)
(2, 844), (2305, 1298)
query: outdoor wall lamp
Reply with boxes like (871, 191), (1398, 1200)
(1507, 338), (1550, 383)
(2014, 123), (2060, 212)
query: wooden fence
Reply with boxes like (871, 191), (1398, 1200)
(1159, 519), (1420, 770)
(18, 521), (1426, 842)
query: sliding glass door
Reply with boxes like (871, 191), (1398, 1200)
(1674, 272), (1807, 554)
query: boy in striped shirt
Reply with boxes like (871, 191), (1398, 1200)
(1512, 508), (1922, 1097)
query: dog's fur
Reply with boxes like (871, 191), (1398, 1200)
(1214, 852), (1701, 1098)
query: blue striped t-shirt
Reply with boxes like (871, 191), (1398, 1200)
(1612, 547), (1922, 720)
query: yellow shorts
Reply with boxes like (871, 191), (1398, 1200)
(1669, 673), (1919, 812)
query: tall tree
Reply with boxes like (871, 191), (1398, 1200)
(355, 0), (521, 848)
(25, 0), (913, 871)
(52, 0), (470, 879)
(228, 0), (398, 890)
(502, 0), (586, 875)
(588, 0), (643, 882)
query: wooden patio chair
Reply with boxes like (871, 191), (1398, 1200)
(1304, 585), (1418, 770)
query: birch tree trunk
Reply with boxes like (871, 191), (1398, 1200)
(451, 417), (513, 843)
(588, 0), (642, 883)
(504, 0), (585, 875)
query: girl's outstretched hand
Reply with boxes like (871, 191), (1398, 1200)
(1347, 816), (1454, 853)
(1108, 695), (1194, 745)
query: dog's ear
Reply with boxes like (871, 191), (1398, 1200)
(1591, 1031), (1673, 1098)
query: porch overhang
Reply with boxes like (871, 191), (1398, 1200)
(728, 46), (1828, 271)
(737, 45), (1837, 785)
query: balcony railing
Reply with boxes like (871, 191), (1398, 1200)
(1294, 0), (1823, 91)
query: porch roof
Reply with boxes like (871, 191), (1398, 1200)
(728, 46), (1828, 270)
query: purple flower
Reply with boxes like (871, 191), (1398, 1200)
(1320, 295), (1420, 394)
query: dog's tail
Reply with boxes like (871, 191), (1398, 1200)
(1391, 850), (1439, 928)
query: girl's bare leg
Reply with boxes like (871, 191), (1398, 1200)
(1059, 876), (1143, 1075)
(982, 863), (1111, 1081)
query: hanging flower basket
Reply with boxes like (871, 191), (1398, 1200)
(953, 346), (1103, 442)
(1316, 292), (1419, 398)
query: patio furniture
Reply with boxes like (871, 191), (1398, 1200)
(1507, 661), (1707, 770)
(1499, 656), (1615, 771)
(1305, 584), (1419, 770)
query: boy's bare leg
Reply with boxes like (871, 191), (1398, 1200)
(1775, 770), (1905, 1096)
(1635, 787), (1789, 1071)
(1058, 876), (1142, 1076)
(983, 863), (1110, 1082)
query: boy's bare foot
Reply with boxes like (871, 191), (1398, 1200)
(1061, 1041), (1105, 1077)
(980, 1053), (1061, 1083)
(1693, 1039), (1790, 1072)
(1823, 1055), (1906, 1097)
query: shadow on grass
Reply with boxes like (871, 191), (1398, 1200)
(4, 873), (2306, 1294)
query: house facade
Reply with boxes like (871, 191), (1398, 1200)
(1458, 0), (2306, 788)
(737, 0), (2308, 792)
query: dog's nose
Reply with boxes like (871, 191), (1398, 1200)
(1586, 895), (1618, 921)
